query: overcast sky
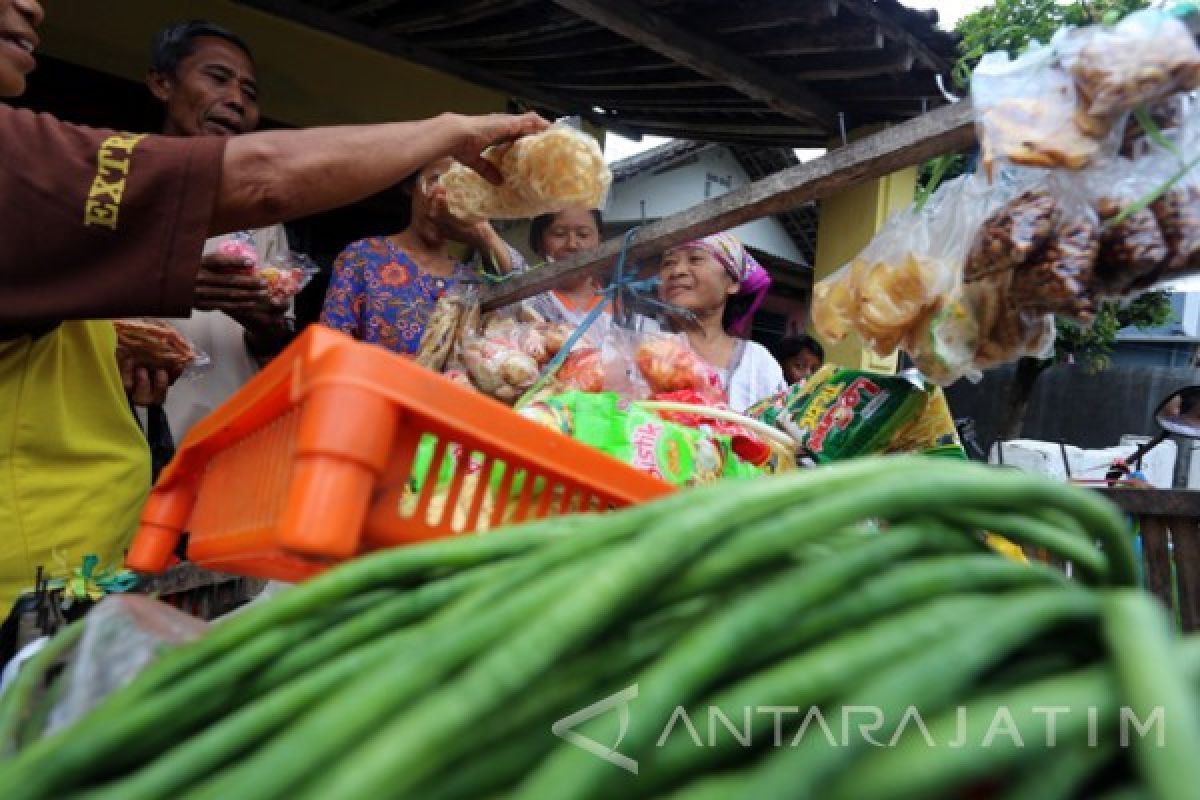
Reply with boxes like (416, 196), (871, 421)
(603, 0), (992, 162)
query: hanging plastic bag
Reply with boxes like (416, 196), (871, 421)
(965, 180), (1061, 281)
(440, 120), (611, 222)
(1140, 127), (1200, 285)
(1083, 159), (1170, 295)
(113, 319), (210, 377)
(812, 175), (982, 358)
(972, 44), (1110, 180)
(1056, 9), (1200, 121)
(964, 272), (1057, 370)
(1008, 176), (1100, 323)
(632, 332), (726, 405)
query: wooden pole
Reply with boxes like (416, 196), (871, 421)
(481, 100), (975, 310)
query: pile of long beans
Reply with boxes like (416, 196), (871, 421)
(0, 455), (1197, 800)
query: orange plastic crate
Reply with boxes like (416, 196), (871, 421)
(126, 326), (674, 582)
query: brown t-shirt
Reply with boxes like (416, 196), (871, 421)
(0, 105), (226, 327)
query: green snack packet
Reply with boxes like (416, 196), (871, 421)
(521, 391), (763, 486)
(748, 365), (926, 464)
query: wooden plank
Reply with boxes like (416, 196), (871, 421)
(1094, 488), (1200, 517)
(233, 0), (636, 138)
(753, 24), (885, 57)
(481, 100), (975, 310)
(549, 0), (837, 130)
(707, 0), (841, 35)
(1170, 517), (1200, 632)
(139, 564), (242, 596)
(347, 0), (527, 32)
(1140, 517), (1177, 614)
(837, 0), (952, 73)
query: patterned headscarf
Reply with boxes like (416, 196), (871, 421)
(665, 232), (771, 337)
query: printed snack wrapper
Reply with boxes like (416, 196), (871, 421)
(520, 391), (764, 486)
(1055, 10), (1200, 121)
(113, 318), (211, 378)
(972, 43), (1115, 180)
(439, 120), (611, 222)
(746, 367), (964, 463)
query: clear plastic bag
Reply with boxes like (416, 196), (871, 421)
(965, 272), (1057, 370)
(972, 44), (1110, 180)
(113, 318), (211, 377)
(1085, 159), (1169, 294)
(215, 232), (317, 304)
(632, 332), (725, 404)
(1008, 177), (1100, 323)
(1141, 130), (1200, 284)
(415, 285), (478, 372)
(440, 120), (611, 222)
(45, 596), (207, 734)
(1057, 10), (1200, 121)
(965, 181), (1061, 281)
(461, 305), (574, 404)
(812, 176), (984, 358)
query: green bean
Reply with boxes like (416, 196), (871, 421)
(939, 507), (1109, 583)
(72, 621), (421, 800)
(1101, 590), (1200, 800)
(185, 558), (596, 800)
(294, 466), (851, 800)
(0, 607), (336, 799)
(743, 588), (1102, 799)
(517, 525), (960, 800)
(997, 742), (1115, 800)
(828, 637), (1200, 800)
(753, 554), (1067, 668)
(0, 620), (83, 756)
(636, 594), (992, 797)
(248, 567), (493, 693)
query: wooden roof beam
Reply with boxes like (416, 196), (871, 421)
(481, 100), (976, 310)
(752, 23), (885, 57)
(836, 0), (952, 73)
(235, 0), (641, 138)
(548, 0), (838, 132)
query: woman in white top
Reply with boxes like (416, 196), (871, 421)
(657, 232), (786, 411)
(524, 206), (658, 338)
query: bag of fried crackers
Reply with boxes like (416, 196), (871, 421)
(113, 319), (210, 378)
(972, 42), (1118, 181)
(811, 175), (987, 380)
(439, 118), (611, 222)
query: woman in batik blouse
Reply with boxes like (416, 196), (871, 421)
(320, 157), (519, 354)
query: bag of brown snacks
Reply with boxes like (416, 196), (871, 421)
(965, 185), (1060, 281)
(1082, 161), (1169, 294)
(1058, 10), (1200, 121)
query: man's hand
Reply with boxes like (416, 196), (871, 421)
(195, 252), (273, 317)
(119, 357), (177, 407)
(447, 112), (549, 185)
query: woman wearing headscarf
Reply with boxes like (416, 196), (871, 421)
(657, 232), (785, 411)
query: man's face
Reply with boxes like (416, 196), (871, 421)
(0, 0), (43, 97)
(149, 36), (259, 137)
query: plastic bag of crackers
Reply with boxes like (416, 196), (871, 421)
(439, 119), (611, 222)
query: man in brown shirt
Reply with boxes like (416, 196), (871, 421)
(0, 0), (548, 326)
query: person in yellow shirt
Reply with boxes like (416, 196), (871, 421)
(0, 322), (150, 616)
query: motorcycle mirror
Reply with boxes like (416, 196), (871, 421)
(1154, 385), (1200, 439)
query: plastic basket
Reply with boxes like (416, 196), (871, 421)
(126, 326), (674, 582)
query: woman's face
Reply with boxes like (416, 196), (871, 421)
(658, 245), (736, 314)
(540, 207), (599, 262)
(411, 157), (455, 226)
(0, 0), (43, 97)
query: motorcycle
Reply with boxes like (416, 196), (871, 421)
(1105, 385), (1200, 485)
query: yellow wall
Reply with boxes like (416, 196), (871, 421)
(38, 0), (507, 126)
(812, 163), (917, 372)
